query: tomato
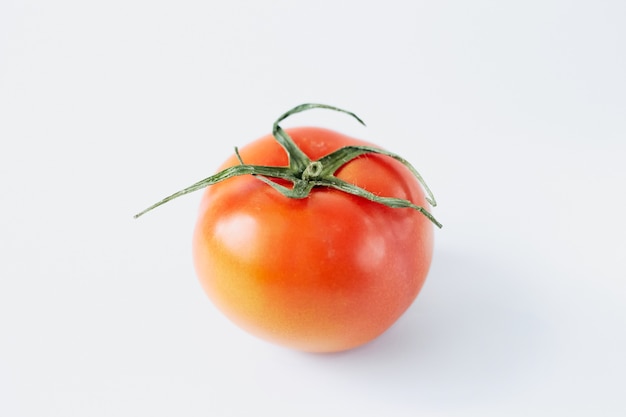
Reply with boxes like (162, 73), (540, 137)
(136, 104), (440, 353)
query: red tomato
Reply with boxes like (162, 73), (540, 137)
(192, 126), (435, 352)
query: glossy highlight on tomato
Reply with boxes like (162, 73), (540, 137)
(136, 104), (441, 353)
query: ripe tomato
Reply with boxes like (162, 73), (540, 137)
(193, 129), (435, 353)
(136, 104), (440, 353)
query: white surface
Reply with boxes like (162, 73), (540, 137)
(1, 1), (625, 416)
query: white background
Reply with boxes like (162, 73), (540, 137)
(1, 1), (625, 416)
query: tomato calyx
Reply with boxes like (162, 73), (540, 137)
(134, 103), (442, 228)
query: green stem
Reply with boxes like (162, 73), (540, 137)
(135, 103), (442, 228)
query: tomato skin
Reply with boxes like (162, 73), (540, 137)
(192, 127), (434, 352)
